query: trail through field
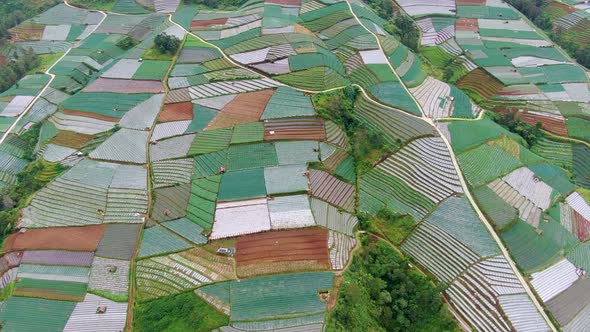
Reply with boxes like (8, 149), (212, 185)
(0, 1), (560, 331)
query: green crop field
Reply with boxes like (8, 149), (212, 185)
(474, 186), (518, 230)
(2, 0), (590, 330)
(501, 220), (563, 273)
(230, 272), (334, 321)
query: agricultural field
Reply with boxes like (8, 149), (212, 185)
(0, 0), (587, 331)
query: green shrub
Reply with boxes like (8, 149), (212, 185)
(326, 239), (458, 332)
(116, 36), (138, 51)
(154, 33), (181, 55)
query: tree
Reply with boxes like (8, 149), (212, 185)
(116, 36), (137, 50)
(154, 33), (181, 54)
(393, 13), (419, 51)
(326, 239), (458, 332)
(490, 111), (544, 146)
(0, 47), (39, 93)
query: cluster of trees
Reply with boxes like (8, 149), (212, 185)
(363, 0), (419, 51)
(183, 0), (245, 9)
(154, 33), (181, 54)
(313, 86), (391, 174)
(490, 111), (544, 146)
(507, 0), (590, 69)
(0, 0), (54, 93)
(116, 36), (138, 51)
(550, 33), (590, 69)
(327, 237), (458, 331)
(507, 0), (552, 29)
(0, 47), (39, 92)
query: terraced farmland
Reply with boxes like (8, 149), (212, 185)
(0, 0), (586, 330)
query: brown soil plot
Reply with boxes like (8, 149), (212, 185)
(235, 228), (330, 277)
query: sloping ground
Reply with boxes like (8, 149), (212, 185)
(401, 221), (480, 283)
(95, 224), (142, 260)
(211, 199), (271, 239)
(88, 257), (130, 297)
(235, 228), (330, 277)
(359, 167), (436, 220)
(63, 294), (127, 332)
(4, 225), (106, 252)
(268, 195), (315, 230)
(263, 117), (326, 141)
(423, 196), (499, 257)
(308, 169), (355, 212)
(0, 297), (76, 331)
(206, 89), (274, 129)
(310, 198), (357, 236)
(374, 137), (463, 203)
(353, 94), (434, 145)
(501, 220), (562, 273)
(530, 258), (579, 303)
(445, 255), (547, 332)
(546, 278), (590, 327)
(161, 218), (207, 245)
(137, 225), (191, 259)
(458, 141), (524, 187)
(229, 272), (333, 322)
(136, 247), (234, 301)
(187, 175), (221, 229)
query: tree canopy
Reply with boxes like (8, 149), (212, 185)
(154, 33), (181, 55)
(327, 237), (458, 332)
(0, 47), (40, 93)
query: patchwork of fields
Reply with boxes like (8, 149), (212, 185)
(0, 0), (588, 331)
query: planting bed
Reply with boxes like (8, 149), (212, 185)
(235, 228), (329, 277)
(4, 225), (106, 252)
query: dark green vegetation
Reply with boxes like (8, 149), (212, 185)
(363, 0), (418, 51)
(183, 0), (245, 10)
(0, 47), (40, 93)
(154, 33), (181, 55)
(0, 0), (55, 91)
(0, 127), (66, 238)
(116, 36), (138, 51)
(68, 0), (116, 10)
(507, 0), (553, 30)
(507, 0), (590, 69)
(133, 291), (229, 332)
(326, 237), (458, 332)
(0, 160), (67, 235)
(313, 86), (391, 174)
(490, 112), (544, 146)
(0, 0), (60, 42)
(370, 208), (417, 245)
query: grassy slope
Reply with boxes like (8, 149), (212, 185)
(133, 291), (228, 332)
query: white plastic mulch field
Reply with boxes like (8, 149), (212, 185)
(211, 198), (271, 239)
